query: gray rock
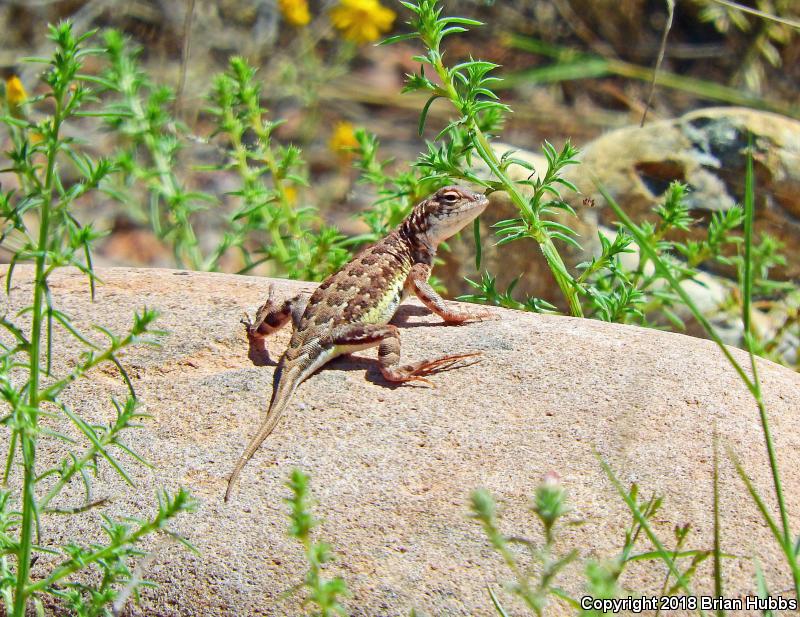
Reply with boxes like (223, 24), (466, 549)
(576, 107), (800, 281)
(3, 266), (799, 615)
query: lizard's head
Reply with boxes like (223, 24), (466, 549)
(411, 185), (489, 246)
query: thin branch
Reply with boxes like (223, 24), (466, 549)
(641, 0), (674, 127)
(174, 0), (197, 118)
(708, 0), (800, 29)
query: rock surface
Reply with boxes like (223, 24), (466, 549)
(3, 266), (800, 616)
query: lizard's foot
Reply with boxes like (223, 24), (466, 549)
(382, 352), (482, 386)
(242, 308), (272, 366)
(240, 312), (261, 337)
(406, 264), (500, 324)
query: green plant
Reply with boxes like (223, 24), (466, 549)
(286, 469), (349, 616)
(0, 22), (194, 615)
(100, 28), (210, 271)
(470, 474), (578, 615)
(693, 0), (799, 93)
(205, 55), (352, 280)
(578, 181), (744, 328)
(603, 148), (799, 598)
(376, 0), (797, 365)
(471, 474), (715, 616)
(101, 33), (352, 279)
(460, 176), (797, 367)
(383, 0), (585, 317)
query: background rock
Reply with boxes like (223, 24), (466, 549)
(575, 107), (800, 278)
(2, 266), (799, 616)
(441, 107), (800, 307)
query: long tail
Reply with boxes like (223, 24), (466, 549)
(224, 362), (300, 501)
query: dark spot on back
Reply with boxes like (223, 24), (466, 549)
(370, 271), (387, 288)
(348, 264), (366, 278)
(342, 295), (371, 321)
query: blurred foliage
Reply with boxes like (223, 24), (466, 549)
(693, 0), (799, 93)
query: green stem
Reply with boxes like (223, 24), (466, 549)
(144, 133), (203, 270)
(605, 183), (800, 596)
(38, 392), (129, 512)
(741, 150), (796, 592)
(38, 451), (93, 512)
(12, 91), (63, 617)
(753, 391), (798, 593)
(258, 136), (292, 265)
(39, 334), (134, 403)
(471, 130), (583, 317)
(427, 49), (583, 317)
(121, 71), (202, 270)
(229, 111), (290, 266)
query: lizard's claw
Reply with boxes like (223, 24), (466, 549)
(416, 352), (482, 373)
(243, 285), (284, 337)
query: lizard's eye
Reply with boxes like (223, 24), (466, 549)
(440, 191), (460, 203)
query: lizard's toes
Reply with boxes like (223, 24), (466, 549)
(411, 352), (482, 376)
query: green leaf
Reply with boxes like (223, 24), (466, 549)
(473, 217), (482, 270)
(379, 32), (420, 46)
(419, 95), (441, 136)
(488, 586), (510, 617)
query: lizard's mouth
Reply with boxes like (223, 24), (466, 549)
(458, 193), (489, 218)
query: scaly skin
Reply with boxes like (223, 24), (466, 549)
(225, 186), (494, 501)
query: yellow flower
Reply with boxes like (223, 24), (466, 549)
(283, 185), (298, 205)
(5, 74), (27, 108)
(328, 121), (359, 161)
(278, 0), (311, 27)
(2, 68), (28, 118)
(330, 0), (396, 44)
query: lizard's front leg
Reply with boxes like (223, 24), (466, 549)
(243, 285), (307, 364)
(407, 263), (496, 323)
(325, 323), (480, 386)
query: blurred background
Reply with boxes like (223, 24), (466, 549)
(1, 0), (798, 363)
(1, 0), (797, 254)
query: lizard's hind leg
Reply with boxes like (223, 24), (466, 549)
(243, 286), (307, 364)
(326, 323), (480, 386)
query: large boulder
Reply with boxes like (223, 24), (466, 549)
(3, 266), (799, 615)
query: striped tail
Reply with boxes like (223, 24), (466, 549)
(224, 362), (301, 502)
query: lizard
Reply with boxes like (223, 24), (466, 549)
(224, 185), (494, 502)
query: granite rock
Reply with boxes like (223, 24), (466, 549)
(2, 266), (799, 616)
